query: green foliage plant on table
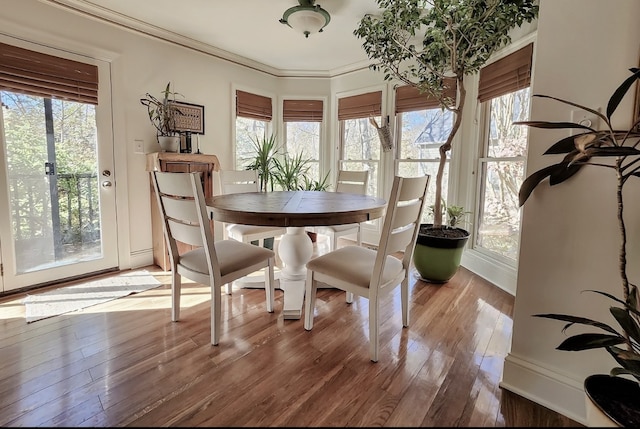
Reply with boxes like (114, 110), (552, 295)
(518, 68), (640, 382)
(139, 82), (184, 137)
(354, 0), (538, 234)
(245, 133), (280, 192)
(272, 152), (312, 191)
(300, 171), (331, 191)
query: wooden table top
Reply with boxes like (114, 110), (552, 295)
(206, 191), (387, 227)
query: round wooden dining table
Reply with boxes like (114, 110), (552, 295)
(206, 190), (387, 319)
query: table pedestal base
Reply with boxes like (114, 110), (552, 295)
(278, 227), (313, 319)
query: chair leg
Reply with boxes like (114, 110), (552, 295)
(369, 296), (379, 362)
(401, 275), (410, 327)
(304, 270), (317, 331)
(211, 281), (221, 346)
(171, 269), (181, 322)
(265, 257), (275, 313)
(331, 233), (338, 252)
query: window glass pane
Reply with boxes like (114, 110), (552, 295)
(235, 116), (268, 169)
(487, 88), (530, 157)
(397, 108), (453, 224)
(476, 160), (525, 260)
(398, 161), (447, 224)
(399, 109), (453, 160)
(475, 87), (531, 262)
(341, 117), (381, 196)
(285, 121), (320, 182)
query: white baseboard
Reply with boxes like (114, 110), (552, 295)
(129, 249), (154, 269)
(461, 249), (517, 295)
(501, 353), (587, 425)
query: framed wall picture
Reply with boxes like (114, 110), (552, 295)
(169, 101), (205, 134)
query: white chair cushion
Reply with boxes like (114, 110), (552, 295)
(227, 224), (283, 237)
(306, 246), (403, 288)
(179, 241), (274, 277)
(317, 223), (358, 233)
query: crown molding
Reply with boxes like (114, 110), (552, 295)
(38, 0), (373, 79)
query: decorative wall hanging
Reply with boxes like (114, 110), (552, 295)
(369, 116), (393, 152)
(169, 101), (205, 134)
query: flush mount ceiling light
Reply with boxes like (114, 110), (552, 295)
(279, 0), (331, 38)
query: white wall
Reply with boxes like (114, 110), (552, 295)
(0, 0), (330, 268)
(5, 1), (640, 423)
(501, 0), (640, 424)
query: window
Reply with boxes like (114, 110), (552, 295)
(235, 90), (272, 169)
(338, 91), (382, 197)
(283, 99), (322, 182)
(475, 43), (533, 263)
(394, 84), (455, 223)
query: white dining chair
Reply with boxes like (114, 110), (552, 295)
(315, 170), (369, 252)
(152, 170), (276, 346)
(303, 174), (430, 362)
(219, 169), (286, 248)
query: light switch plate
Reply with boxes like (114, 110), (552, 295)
(134, 139), (144, 154)
(571, 108), (600, 135)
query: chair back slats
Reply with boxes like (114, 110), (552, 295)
(386, 225), (416, 255)
(155, 171), (199, 197)
(167, 218), (205, 247)
(336, 170), (368, 195)
(372, 175), (430, 290)
(220, 170), (260, 194)
(161, 195), (200, 224)
(152, 170), (218, 272)
(391, 201), (422, 230)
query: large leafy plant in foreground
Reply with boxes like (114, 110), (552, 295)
(518, 68), (640, 381)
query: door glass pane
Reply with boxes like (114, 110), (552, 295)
(2, 91), (101, 274)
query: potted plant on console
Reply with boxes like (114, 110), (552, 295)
(518, 68), (640, 427)
(140, 81), (183, 152)
(354, 0), (538, 282)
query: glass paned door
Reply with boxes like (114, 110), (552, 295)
(0, 72), (117, 292)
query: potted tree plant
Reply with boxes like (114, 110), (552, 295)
(354, 0), (538, 282)
(140, 82), (183, 152)
(518, 68), (640, 427)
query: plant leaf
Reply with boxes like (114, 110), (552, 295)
(531, 94), (607, 123)
(534, 313), (620, 335)
(585, 147), (640, 157)
(549, 162), (582, 186)
(513, 120), (595, 132)
(606, 68), (640, 120)
(607, 346), (640, 382)
(585, 290), (640, 319)
(610, 307), (640, 345)
(557, 333), (625, 351)
(518, 164), (564, 206)
(544, 135), (585, 154)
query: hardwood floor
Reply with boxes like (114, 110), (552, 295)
(0, 247), (582, 426)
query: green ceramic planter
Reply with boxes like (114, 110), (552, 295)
(413, 224), (469, 283)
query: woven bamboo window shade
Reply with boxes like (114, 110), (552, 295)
(283, 99), (323, 122)
(0, 42), (98, 105)
(395, 78), (458, 113)
(478, 43), (534, 103)
(337, 91), (382, 121)
(236, 90), (272, 121)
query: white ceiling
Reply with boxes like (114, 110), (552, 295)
(46, 0), (383, 77)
